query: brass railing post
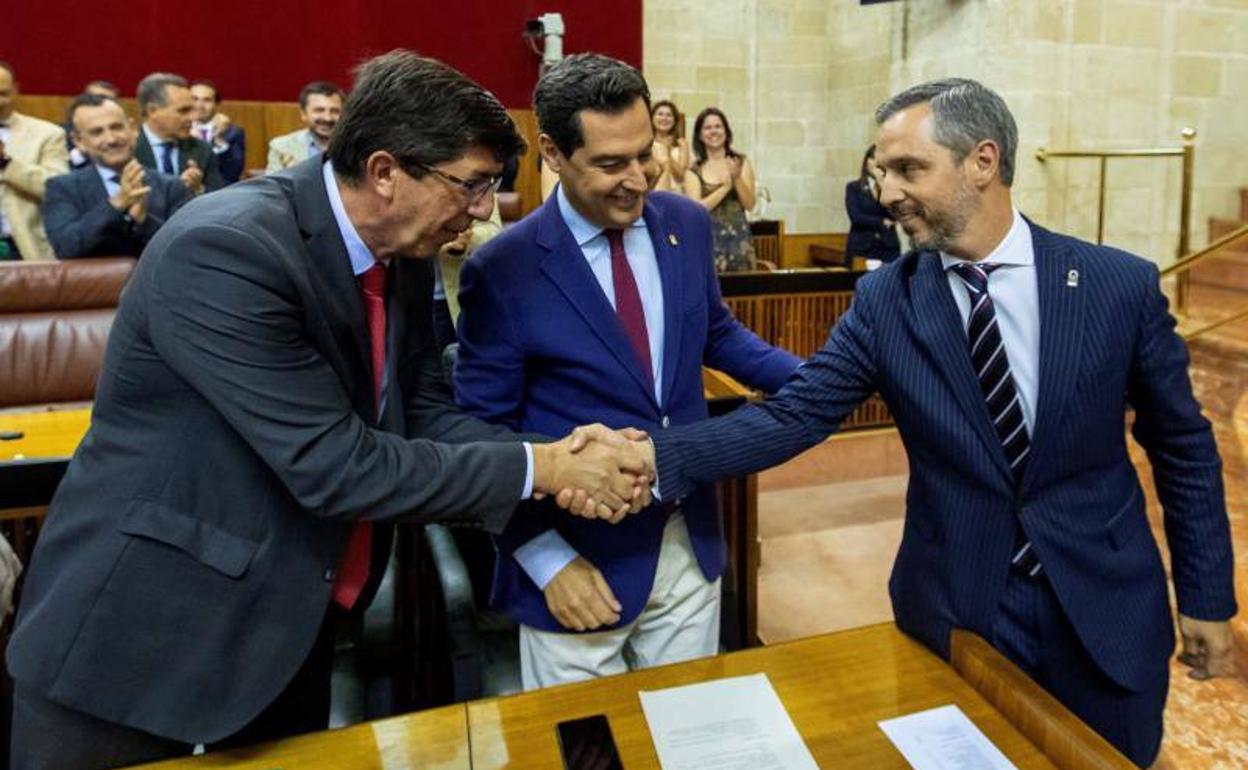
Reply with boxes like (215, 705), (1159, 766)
(1176, 128), (1196, 316)
(1096, 156), (1108, 246)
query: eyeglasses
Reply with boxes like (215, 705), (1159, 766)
(409, 160), (502, 203)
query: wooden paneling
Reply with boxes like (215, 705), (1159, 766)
(724, 289), (892, 429)
(781, 232), (848, 269)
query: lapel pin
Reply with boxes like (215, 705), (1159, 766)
(668, 234), (679, 246)
(1066, 269), (1079, 288)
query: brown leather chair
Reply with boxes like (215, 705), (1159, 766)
(0, 257), (136, 410)
(496, 192), (522, 224)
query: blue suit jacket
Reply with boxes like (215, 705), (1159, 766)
(43, 165), (191, 258)
(652, 221), (1235, 692)
(455, 191), (801, 632)
(213, 124), (247, 185)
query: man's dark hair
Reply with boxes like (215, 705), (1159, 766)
(875, 78), (1019, 186)
(328, 50), (525, 184)
(66, 93), (122, 130)
(190, 79), (220, 101)
(136, 72), (188, 115)
(84, 80), (120, 96)
(533, 53), (651, 158)
(691, 107), (740, 164)
(298, 81), (343, 110)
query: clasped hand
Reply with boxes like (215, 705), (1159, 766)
(531, 423), (657, 524)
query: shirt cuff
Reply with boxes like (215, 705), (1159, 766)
(521, 442), (535, 500)
(212, 142), (230, 155)
(650, 438), (663, 501)
(513, 530), (580, 590)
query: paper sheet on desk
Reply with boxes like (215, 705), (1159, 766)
(638, 673), (818, 770)
(879, 704), (1019, 770)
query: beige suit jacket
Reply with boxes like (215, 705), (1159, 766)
(1, 112), (69, 260)
(439, 199), (503, 323)
(266, 129), (320, 173)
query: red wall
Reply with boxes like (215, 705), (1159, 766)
(3, 1), (641, 107)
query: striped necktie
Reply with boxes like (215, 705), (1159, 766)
(949, 262), (1042, 577)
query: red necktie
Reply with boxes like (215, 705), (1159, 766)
(605, 229), (653, 386)
(332, 262), (387, 609)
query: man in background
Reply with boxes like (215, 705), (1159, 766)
(0, 60), (69, 260)
(134, 72), (224, 194)
(44, 94), (190, 258)
(190, 79), (245, 185)
(267, 81), (343, 172)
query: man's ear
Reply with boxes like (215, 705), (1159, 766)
(967, 139), (1001, 189)
(363, 151), (400, 201)
(538, 134), (565, 174)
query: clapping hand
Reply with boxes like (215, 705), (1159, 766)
(109, 160), (152, 222)
(181, 160), (205, 195)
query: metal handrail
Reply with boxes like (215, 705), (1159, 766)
(1180, 303), (1248, 341)
(1160, 223), (1248, 277)
(1037, 128), (1196, 312)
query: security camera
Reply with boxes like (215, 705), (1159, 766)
(523, 12), (565, 66)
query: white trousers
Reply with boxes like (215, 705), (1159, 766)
(519, 513), (721, 690)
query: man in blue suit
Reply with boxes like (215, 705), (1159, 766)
(455, 54), (800, 689)
(190, 81), (246, 185)
(614, 79), (1236, 767)
(44, 94), (191, 258)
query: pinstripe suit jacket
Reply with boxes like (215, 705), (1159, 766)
(652, 220), (1235, 692)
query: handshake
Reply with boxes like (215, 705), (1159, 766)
(530, 424), (658, 524)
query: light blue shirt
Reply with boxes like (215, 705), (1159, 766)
(320, 161), (535, 499)
(94, 164), (122, 199)
(142, 124), (179, 174)
(513, 186), (668, 591)
(940, 209), (1039, 434)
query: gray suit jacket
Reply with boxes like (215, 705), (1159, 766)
(42, 165), (191, 258)
(8, 157), (528, 743)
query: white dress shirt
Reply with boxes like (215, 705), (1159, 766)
(513, 185), (667, 590)
(320, 160), (535, 499)
(142, 123), (179, 174)
(939, 208), (1040, 433)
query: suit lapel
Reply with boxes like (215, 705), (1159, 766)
(909, 253), (1014, 482)
(644, 199), (683, 409)
(292, 161), (375, 417)
(1020, 223), (1083, 494)
(537, 196), (659, 408)
(135, 131), (155, 169)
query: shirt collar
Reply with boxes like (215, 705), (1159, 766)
(555, 183), (647, 249)
(940, 208), (1032, 271)
(93, 163), (121, 185)
(141, 122), (175, 149)
(322, 159), (387, 277)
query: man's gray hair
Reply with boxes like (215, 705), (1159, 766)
(136, 72), (188, 114)
(875, 78), (1018, 186)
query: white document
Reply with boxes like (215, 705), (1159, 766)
(639, 672), (818, 770)
(878, 704), (1019, 770)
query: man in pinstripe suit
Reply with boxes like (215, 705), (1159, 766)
(602, 79), (1236, 767)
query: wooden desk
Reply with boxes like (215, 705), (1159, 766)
(136, 704), (470, 770)
(467, 624), (1059, 770)
(127, 624), (1128, 770)
(0, 408), (91, 463)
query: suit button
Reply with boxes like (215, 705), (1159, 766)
(661, 415), (671, 428)
(323, 567), (337, 582)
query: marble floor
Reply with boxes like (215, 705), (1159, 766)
(754, 293), (1248, 768)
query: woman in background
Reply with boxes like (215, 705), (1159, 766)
(845, 145), (900, 264)
(685, 107), (757, 272)
(651, 100), (689, 193)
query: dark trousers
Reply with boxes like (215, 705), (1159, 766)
(11, 606), (341, 770)
(990, 570), (1168, 768)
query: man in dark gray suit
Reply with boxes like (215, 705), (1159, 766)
(43, 94), (191, 258)
(8, 51), (649, 770)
